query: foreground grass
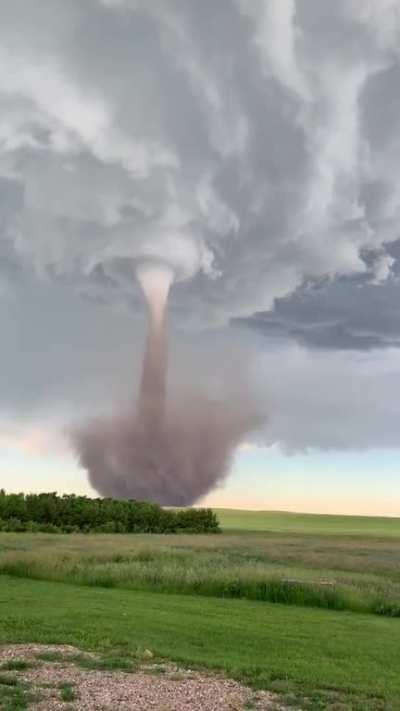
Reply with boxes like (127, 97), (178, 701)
(0, 674), (37, 711)
(216, 509), (400, 536)
(1, 530), (399, 617)
(0, 576), (399, 709)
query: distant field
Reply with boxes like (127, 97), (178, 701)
(216, 508), (400, 536)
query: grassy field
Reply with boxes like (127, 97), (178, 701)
(0, 576), (400, 709)
(216, 509), (400, 536)
(0, 524), (399, 617)
(1, 509), (399, 709)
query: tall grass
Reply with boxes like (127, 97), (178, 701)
(0, 538), (399, 617)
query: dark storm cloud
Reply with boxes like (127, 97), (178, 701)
(238, 257), (400, 351)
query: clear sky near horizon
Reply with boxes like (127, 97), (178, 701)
(1, 1), (400, 516)
(2, 436), (399, 517)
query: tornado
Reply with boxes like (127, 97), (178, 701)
(72, 261), (262, 505)
(135, 263), (173, 432)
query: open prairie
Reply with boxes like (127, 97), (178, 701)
(1, 510), (400, 709)
(216, 508), (400, 537)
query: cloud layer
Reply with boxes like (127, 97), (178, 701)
(1, 0), (400, 325)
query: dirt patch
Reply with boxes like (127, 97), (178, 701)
(0, 644), (285, 710)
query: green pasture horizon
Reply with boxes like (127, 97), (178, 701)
(214, 507), (400, 536)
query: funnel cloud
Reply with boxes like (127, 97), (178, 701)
(73, 264), (260, 505)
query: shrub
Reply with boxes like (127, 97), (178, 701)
(0, 490), (220, 534)
(3, 518), (27, 533)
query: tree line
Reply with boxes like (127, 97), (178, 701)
(0, 491), (220, 534)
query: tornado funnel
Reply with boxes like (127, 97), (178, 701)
(135, 263), (173, 431)
(73, 261), (262, 505)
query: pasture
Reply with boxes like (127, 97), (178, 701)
(0, 510), (399, 709)
(216, 508), (400, 537)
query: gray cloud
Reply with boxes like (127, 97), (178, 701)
(238, 259), (400, 351)
(0, 277), (146, 420)
(255, 342), (400, 453)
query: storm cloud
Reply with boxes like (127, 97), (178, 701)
(0, 0), (399, 319)
(1, 0), (400, 462)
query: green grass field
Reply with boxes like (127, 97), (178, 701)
(0, 576), (399, 709)
(1, 509), (399, 709)
(216, 508), (400, 537)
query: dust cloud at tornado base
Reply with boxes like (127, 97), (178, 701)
(72, 265), (262, 506)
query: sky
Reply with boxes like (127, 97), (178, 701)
(1, 0), (400, 515)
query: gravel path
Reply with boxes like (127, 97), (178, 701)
(0, 644), (286, 710)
